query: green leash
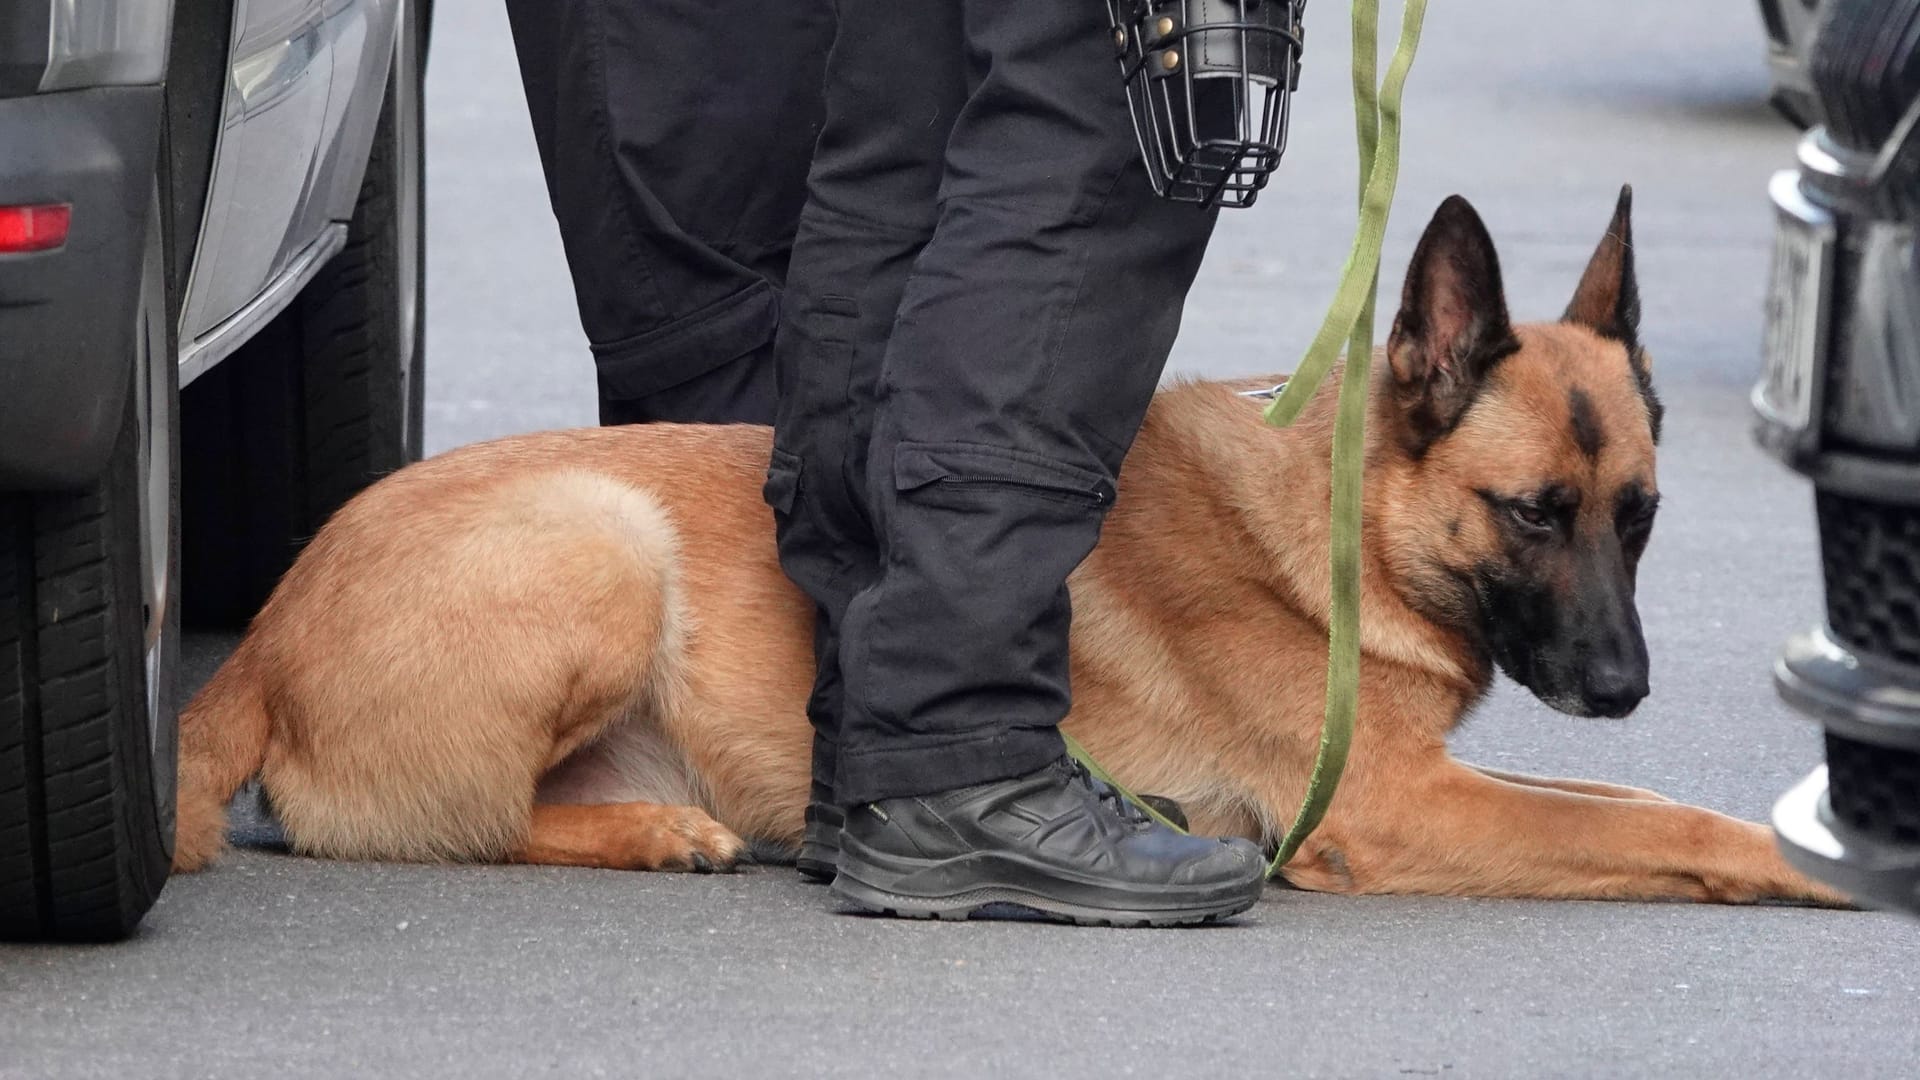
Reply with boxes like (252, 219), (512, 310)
(1067, 0), (1427, 880)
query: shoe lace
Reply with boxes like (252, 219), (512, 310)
(1063, 757), (1152, 829)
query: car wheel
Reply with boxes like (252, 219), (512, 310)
(0, 188), (178, 942)
(181, 0), (426, 625)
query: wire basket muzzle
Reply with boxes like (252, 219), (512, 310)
(1107, 0), (1307, 209)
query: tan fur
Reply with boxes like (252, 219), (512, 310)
(168, 251), (1845, 908)
(510, 803), (746, 872)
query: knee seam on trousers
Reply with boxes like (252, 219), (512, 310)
(802, 198), (940, 244)
(592, 282), (778, 399)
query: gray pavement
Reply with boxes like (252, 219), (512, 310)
(6, 2), (1920, 1077)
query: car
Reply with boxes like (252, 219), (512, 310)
(0, 0), (430, 941)
(1752, 0), (1920, 917)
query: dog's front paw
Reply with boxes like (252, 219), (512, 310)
(633, 805), (750, 874)
(518, 802), (750, 873)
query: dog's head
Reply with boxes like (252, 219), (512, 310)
(1377, 188), (1662, 717)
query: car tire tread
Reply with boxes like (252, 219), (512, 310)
(0, 398), (172, 942)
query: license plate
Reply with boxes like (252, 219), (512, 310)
(1755, 170), (1836, 436)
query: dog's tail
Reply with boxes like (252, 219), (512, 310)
(172, 648), (269, 872)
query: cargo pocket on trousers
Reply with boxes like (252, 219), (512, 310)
(764, 445), (846, 602)
(891, 443), (1117, 511)
(847, 442), (1117, 739)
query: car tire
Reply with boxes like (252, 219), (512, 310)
(0, 190), (178, 942)
(181, 1), (426, 626)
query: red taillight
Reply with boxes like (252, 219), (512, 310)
(0, 204), (72, 253)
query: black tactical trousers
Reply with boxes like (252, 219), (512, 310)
(510, 1), (1218, 806)
(504, 0), (833, 425)
(768, 0), (1219, 805)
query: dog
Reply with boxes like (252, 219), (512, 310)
(171, 189), (1845, 906)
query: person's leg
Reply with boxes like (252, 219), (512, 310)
(505, 0), (833, 425)
(833, 0), (1224, 802)
(762, 0), (969, 875)
(820, 1), (1266, 924)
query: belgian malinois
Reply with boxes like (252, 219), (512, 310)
(171, 189), (1845, 905)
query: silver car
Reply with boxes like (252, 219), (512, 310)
(0, 0), (429, 940)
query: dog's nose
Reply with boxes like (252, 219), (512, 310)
(1582, 662), (1649, 718)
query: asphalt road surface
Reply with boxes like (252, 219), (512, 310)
(7, 2), (1920, 1077)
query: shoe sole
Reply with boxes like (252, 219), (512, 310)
(831, 841), (1263, 928)
(831, 875), (1258, 927)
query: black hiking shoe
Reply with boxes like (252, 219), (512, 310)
(796, 801), (843, 883)
(801, 785), (1190, 884)
(830, 756), (1264, 926)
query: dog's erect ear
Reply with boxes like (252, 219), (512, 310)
(1386, 195), (1520, 455)
(1563, 185), (1640, 350)
(1565, 185), (1662, 441)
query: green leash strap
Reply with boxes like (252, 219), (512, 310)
(1262, 0), (1427, 876)
(1065, 0), (1427, 881)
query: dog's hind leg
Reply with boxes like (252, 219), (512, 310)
(1467, 765), (1673, 802)
(258, 470), (689, 867)
(511, 803), (747, 872)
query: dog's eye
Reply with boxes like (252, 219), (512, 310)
(1619, 508), (1658, 552)
(1616, 491), (1661, 539)
(1508, 502), (1554, 532)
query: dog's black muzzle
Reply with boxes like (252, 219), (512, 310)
(1105, 0), (1307, 209)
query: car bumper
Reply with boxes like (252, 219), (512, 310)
(1776, 766), (1920, 917)
(1752, 136), (1920, 490)
(0, 85), (163, 490)
(1773, 625), (1920, 920)
(1755, 113), (1920, 915)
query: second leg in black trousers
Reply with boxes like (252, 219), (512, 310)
(768, 0), (1267, 923)
(506, 0), (832, 426)
(764, 0), (968, 878)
